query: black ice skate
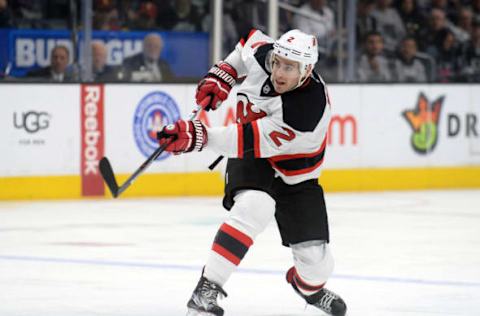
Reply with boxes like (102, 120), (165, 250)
(187, 275), (227, 316)
(286, 267), (347, 316)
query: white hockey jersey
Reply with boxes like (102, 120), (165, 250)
(207, 30), (331, 185)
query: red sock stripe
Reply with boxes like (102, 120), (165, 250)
(212, 243), (241, 265)
(220, 223), (253, 247)
(293, 268), (325, 292)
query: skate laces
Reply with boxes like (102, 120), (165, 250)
(314, 288), (339, 312)
(199, 279), (227, 304)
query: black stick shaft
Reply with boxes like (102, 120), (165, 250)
(208, 155), (224, 170)
(115, 141), (170, 197)
(102, 106), (200, 198)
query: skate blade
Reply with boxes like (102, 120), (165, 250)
(186, 308), (217, 316)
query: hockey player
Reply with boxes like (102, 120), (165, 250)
(157, 29), (347, 316)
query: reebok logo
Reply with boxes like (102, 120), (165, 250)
(83, 87), (101, 174)
(81, 84), (105, 196)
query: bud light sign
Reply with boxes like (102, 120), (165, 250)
(0, 29), (209, 78)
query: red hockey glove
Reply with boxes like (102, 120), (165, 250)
(157, 120), (208, 154)
(196, 62), (238, 111)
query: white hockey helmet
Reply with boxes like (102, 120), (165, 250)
(272, 29), (319, 78)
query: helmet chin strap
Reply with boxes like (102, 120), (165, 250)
(294, 64), (312, 89)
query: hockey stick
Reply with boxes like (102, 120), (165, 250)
(208, 155), (224, 170)
(100, 106), (201, 198)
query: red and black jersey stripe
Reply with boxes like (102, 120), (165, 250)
(239, 29), (258, 47)
(212, 223), (253, 265)
(237, 121), (261, 159)
(268, 136), (327, 176)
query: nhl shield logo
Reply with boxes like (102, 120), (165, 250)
(262, 83), (271, 95)
(133, 91), (181, 160)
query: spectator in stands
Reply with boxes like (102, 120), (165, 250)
(428, 0), (458, 22)
(25, 45), (74, 82)
(129, 1), (158, 30)
(44, 0), (69, 29)
(423, 2), (470, 45)
(356, 0), (376, 44)
(92, 40), (119, 82)
(435, 29), (460, 82)
(393, 37), (428, 82)
(458, 24), (480, 82)
(397, 0), (425, 42)
(170, 0), (203, 32)
(473, 0), (480, 25)
(155, 0), (177, 30)
(357, 31), (393, 82)
(122, 33), (174, 82)
(9, 0), (45, 28)
(417, 8), (449, 52)
(228, 0), (261, 40)
(93, 0), (121, 31)
(0, 0), (13, 27)
(369, 0), (406, 52)
(293, 0), (335, 56)
(455, 7), (474, 43)
(201, 1), (238, 57)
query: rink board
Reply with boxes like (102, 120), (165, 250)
(1, 83), (479, 199)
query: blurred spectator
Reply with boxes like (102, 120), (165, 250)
(130, 1), (158, 30)
(25, 45), (74, 82)
(201, 1), (238, 56)
(356, 0), (376, 44)
(357, 31), (393, 82)
(417, 8), (449, 52)
(170, 0), (203, 32)
(9, 0), (45, 28)
(427, 0), (458, 21)
(369, 0), (406, 52)
(473, 0), (480, 25)
(435, 30), (460, 82)
(155, 0), (177, 30)
(424, 2), (470, 44)
(393, 37), (428, 82)
(458, 24), (480, 82)
(455, 7), (474, 43)
(293, 0), (335, 56)
(0, 0), (13, 27)
(93, 0), (121, 30)
(92, 40), (119, 81)
(228, 0), (262, 39)
(44, 0), (69, 29)
(122, 33), (174, 82)
(397, 0), (425, 42)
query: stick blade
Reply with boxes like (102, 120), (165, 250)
(99, 157), (119, 198)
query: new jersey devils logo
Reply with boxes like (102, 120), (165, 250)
(236, 94), (267, 124)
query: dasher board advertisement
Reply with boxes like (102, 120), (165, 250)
(104, 84), (480, 172)
(0, 83), (478, 178)
(0, 84), (80, 176)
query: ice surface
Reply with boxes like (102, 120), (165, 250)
(1, 190), (479, 315)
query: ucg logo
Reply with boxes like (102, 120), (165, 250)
(13, 111), (51, 133)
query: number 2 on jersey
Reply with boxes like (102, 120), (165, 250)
(269, 127), (295, 147)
